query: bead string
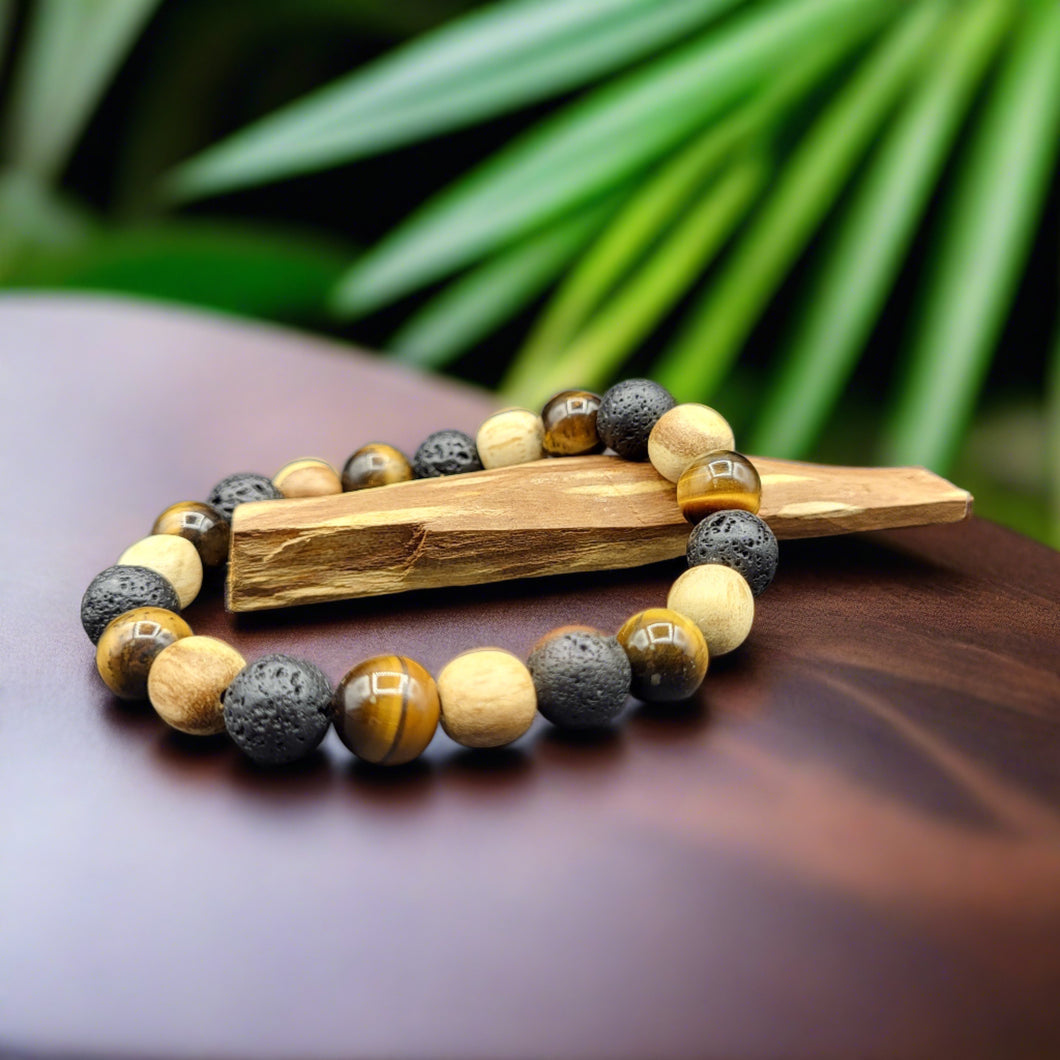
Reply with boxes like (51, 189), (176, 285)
(82, 380), (778, 768)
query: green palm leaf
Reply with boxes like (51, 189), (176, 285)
(751, 0), (1015, 459)
(654, 0), (946, 401)
(883, 0), (1060, 471)
(166, 0), (743, 201)
(331, 0), (901, 319)
(1049, 321), (1060, 549)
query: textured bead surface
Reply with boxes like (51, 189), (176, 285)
(148, 635), (246, 735)
(616, 608), (708, 703)
(273, 458), (342, 498)
(95, 607), (192, 701)
(541, 391), (603, 456)
(413, 430), (482, 478)
(152, 501), (230, 568)
(81, 564), (181, 644)
(223, 654), (333, 766)
(687, 510), (778, 597)
(341, 443), (414, 491)
(667, 565), (754, 657)
(476, 408), (545, 469)
(118, 534), (203, 608)
(527, 626), (631, 729)
(677, 450), (761, 525)
(207, 472), (282, 519)
(333, 655), (439, 765)
(597, 379), (675, 461)
(437, 649), (536, 748)
(648, 404), (736, 483)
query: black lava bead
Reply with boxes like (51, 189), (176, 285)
(222, 654), (333, 766)
(81, 564), (181, 644)
(207, 472), (282, 519)
(686, 509), (779, 597)
(596, 378), (676, 461)
(412, 429), (482, 478)
(527, 627), (631, 730)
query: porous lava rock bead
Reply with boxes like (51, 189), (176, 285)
(413, 429), (483, 478)
(95, 607), (192, 700)
(596, 379), (675, 461)
(81, 564), (181, 644)
(207, 472), (282, 519)
(527, 626), (631, 729)
(152, 500), (230, 568)
(223, 654), (333, 766)
(687, 510), (778, 597)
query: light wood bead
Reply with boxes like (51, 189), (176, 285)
(437, 648), (537, 749)
(147, 636), (246, 735)
(476, 408), (545, 470)
(667, 564), (754, 657)
(648, 404), (736, 483)
(118, 534), (202, 608)
(273, 458), (342, 498)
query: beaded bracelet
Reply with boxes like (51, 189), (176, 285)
(81, 379), (779, 768)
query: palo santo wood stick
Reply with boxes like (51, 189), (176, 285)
(227, 455), (971, 612)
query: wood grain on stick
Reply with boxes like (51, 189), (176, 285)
(227, 455), (972, 611)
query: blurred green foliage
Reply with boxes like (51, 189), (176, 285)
(0, 0), (1057, 545)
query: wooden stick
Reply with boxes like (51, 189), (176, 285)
(227, 455), (972, 612)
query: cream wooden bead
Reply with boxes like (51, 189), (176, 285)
(147, 636), (246, 735)
(648, 403), (736, 483)
(476, 408), (545, 470)
(666, 564), (754, 657)
(273, 457), (342, 498)
(437, 648), (537, 748)
(118, 533), (202, 608)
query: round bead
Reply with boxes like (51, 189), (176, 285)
(540, 390), (603, 456)
(118, 534), (203, 609)
(273, 458), (342, 498)
(207, 472), (282, 519)
(413, 429), (482, 478)
(687, 510), (778, 597)
(223, 654), (333, 766)
(341, 443), (414, 491)
(648, 404), (736, 482)
(147, 636), (246, 735)
(437, 649), (536, 749)
(95, 607), (193, 701)
(527, 626), (631, 729)
(616, 608), (708, 703)
(597, 379), (676, 461)
(676, 450), (761, 524)
(667, 565), (754, 657)
(152, 501), (230, 568)
(476, 408), (545, 469)
(81, 564), (181, 644)
(332, 655), (440, 765)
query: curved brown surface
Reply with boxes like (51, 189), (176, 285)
(1, 294), (1059, 1060)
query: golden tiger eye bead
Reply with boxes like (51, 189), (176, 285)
(667, 565), (754, 657)
(616, 608), (708, 703)
(476, 408), (545, 469)
(117, 534), (202, 608)
(676, 450), (761, 524)
(437, 649), (537, 749)
(95, 607), (193, 701)
(541, 390), (603, 456)
(147, 636), (246, 735)
(648, 403), (736, 482)
(341, 443), (414, 491)
(152, 501), (230, 568)
(273, 457), (342, 498)
(332, 655), (440, 766)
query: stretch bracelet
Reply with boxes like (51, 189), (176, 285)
(81, 379), (779, 768)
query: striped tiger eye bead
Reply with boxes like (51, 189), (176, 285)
(341, 443), (414, 491)
(676, 450), (761, 524)
(95, 607), (193, 701)
(332, 655), (440, 765)
(616, 608), (708, 703)
(152, 501), (230, 568)
(541, 390), (603, 456)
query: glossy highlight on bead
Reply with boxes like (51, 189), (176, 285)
(541, 390), (603, 456)
(677, 450), (761, 524)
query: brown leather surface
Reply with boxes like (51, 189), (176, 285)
(2, 294), (1059, 1060)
